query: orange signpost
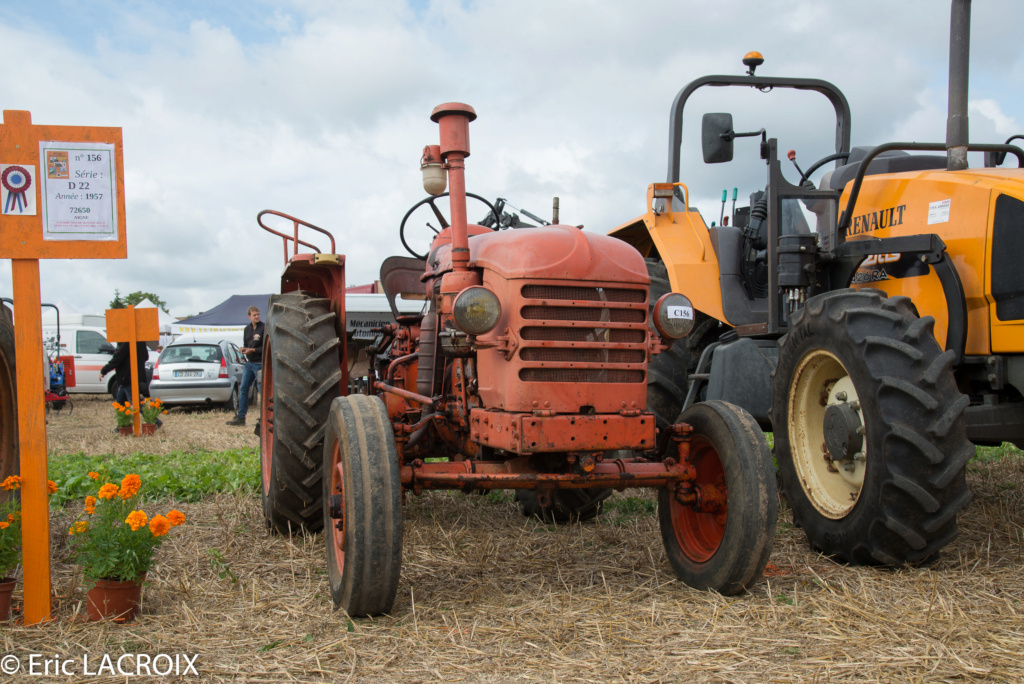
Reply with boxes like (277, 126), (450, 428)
(105, 306), (159, 435)
(0, 109), (127, 624)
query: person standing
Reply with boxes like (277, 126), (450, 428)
(226, 305), (264, 426)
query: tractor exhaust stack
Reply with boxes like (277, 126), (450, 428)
(946, 0), (971, 171)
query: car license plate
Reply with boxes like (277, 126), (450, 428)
(174, 370), (203, 378)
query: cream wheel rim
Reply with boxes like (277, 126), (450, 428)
(787, 350), (866, 519)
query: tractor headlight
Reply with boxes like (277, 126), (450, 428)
(453, 287), (502, 335)
(652, 292), (695, 339)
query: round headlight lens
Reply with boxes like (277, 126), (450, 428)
(652, 292), (695, 339)
(453, 287), (501, 335)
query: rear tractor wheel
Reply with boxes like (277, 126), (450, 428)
(260, 292), (343, 534)
(0, 306), (16, 505)
(771, 289), (973, 565)
(323, 395), (403, 617)
(659, 401), (777, 594)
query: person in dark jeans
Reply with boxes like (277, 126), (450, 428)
(102, 340), (161, 428)
(227, 305), (264, 426)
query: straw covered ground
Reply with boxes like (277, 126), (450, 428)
(4, 395), (1023, 682)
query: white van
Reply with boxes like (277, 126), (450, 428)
(43, 325), (153, 394)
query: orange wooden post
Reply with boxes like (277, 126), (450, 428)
(11, 259), (49, 623)
(0, 109), (127, 624)
(105, 306), (159, 436)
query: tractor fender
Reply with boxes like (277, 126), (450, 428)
(705, 337), (776, 430)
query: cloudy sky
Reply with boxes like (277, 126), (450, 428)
(0, 0), (1021, 319)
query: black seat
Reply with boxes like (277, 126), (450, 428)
(379, 255), (427, 323)
(828, 146), (946, 190)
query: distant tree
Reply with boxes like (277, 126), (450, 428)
(109, 290), (170, 314)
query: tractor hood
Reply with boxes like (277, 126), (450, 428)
(431, 225), (649, 283)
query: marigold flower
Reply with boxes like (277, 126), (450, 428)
(167, 510), (185, 527)
(6, 514), (12, 524)
(69, 521), (88, 535)
(47, 480), (58, 494)
(125, 510), (148, 531)
(1, 475), (21, 491)
(84, 496), (97, 515)
(88, 472), (100, 481)
(0, 522), (8, 530)
(119, 474), (142, 499)
(98, 483), (119, 500)
(149, 515), (170, 537)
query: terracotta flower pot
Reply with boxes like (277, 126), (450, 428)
(0, 578), (15, 621)
(140, 423), (157, 436)
(86, 575), (144, 622)
(117, 426), (133, 436)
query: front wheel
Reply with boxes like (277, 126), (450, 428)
(772, 290), (973, 565)
(659, 401), (777, 594)
(323, 395), (403, 617)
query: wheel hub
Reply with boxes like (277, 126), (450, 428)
(823, 399), (863, 461)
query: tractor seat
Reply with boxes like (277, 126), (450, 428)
(379, 255), (428, 324)
(826, 146), (947, 190)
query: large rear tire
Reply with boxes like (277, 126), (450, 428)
(515, 488), (611, 523)
(658, 401), (777, 594)
(323, 395), (402, 617)
(0, 306), (17, 506)
(260, 292), (343, 534)
(771, 289), (973, 565)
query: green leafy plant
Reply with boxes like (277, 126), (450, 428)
(49, 448), (259, 506)
(208, 548), (239, 584)
(67, 473), (186, 582)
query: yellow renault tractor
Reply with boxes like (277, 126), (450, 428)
(609, 0), (1024, 565)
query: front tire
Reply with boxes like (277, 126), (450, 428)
(771, 289), (973, 565)
(260, 292), (343, 534)
(323, 395), (403, 617)
(658, 401), (777, 594)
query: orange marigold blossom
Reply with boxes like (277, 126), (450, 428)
(84, 496), (96, 515)
(69, 521), (88, 535)
(6, 514), (12, 524)
(125, 510), (148, 531)
(47, 480), (58, 494)
(88, 472), (100, 481)
(0, 522), (7, 530)
(149, 515), (170, 537)
(167, 510), (185, 527)
(1, 475), (21, 490)
(119, 474), (142, 499)
(98, 483), (119, 500)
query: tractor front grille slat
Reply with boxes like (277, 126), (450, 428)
(516, 281), (648, 385)
(521, 285), (645, 303)
(519, 368), (645, 383)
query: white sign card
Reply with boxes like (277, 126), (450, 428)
(39, 141), (118, 241)
(0, 164), (37, 216)
(927, 198), (951, 225)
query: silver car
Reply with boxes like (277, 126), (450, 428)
(150, 339), (246, 411)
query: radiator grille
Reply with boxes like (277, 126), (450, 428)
(516, 282), (647, 385)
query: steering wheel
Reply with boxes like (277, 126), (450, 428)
(399, 192), (501, 260)
(799, 152), (851, 187)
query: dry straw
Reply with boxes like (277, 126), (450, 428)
(5, 395), (1020, 682)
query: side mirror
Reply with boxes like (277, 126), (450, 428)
(984, 150), (1007, 168)
(702, 113), (734, 164)
(99, 342), (115, 354)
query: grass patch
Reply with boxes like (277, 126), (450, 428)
(48, 447), (259, 506)
(974, 442), (1023, 463)
(603, 495), (656, 523)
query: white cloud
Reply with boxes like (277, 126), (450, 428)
(0, 0), (1022, 318)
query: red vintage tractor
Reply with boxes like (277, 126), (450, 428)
(257, 103), (778, 617)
